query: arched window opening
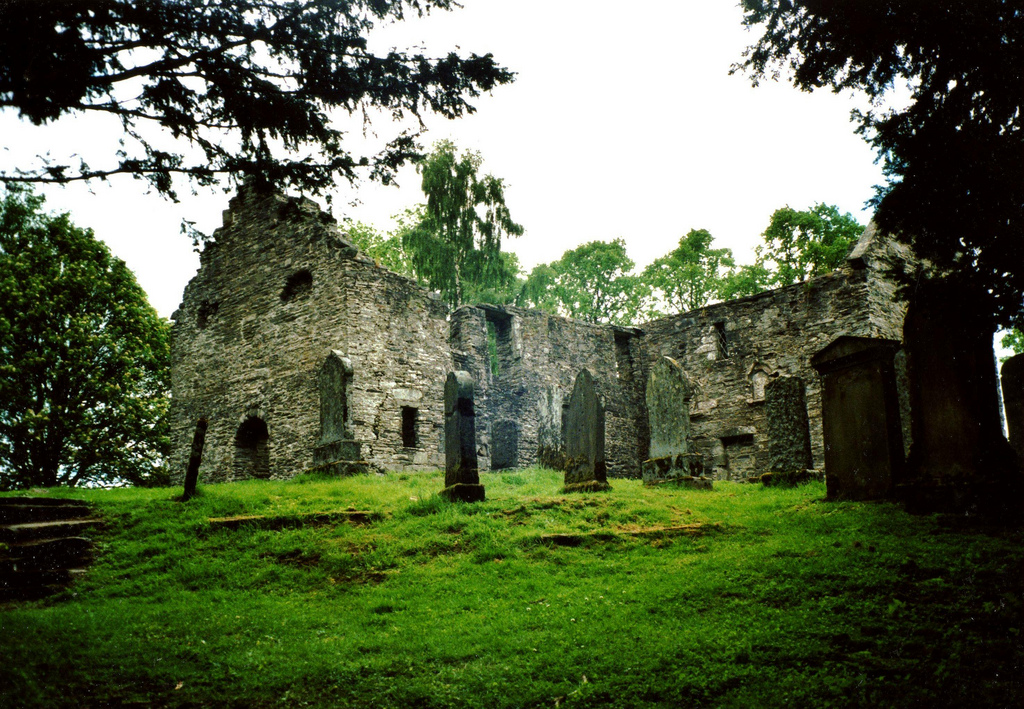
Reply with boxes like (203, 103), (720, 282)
(234, 416), (270, 478)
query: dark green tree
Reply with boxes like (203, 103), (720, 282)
(0, 188), (170, 489)
(642, 228), (735, 314)
(400, 140), (523, 309)
(756, 203), (864, 288)
(0, 1), (513, 199)
(1003, 329), (1024, 358)
(520, 239), (649, 326)
(737, 1), (1023, 330)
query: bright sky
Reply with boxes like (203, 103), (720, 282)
(3, 1), (888, 319)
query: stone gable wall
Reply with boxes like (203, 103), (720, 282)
(169, 189), (451, 483)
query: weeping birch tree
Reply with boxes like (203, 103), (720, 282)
(400, 141), (523, 309)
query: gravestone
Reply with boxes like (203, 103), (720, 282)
(764, 376), (813, 474)
(563, 369), (611, 492)
(441, 371), (485, 502)
(641, 356), (709, 489)
(1002, 354), (1024, 471)
(312, 352), (369, 475)
(901, 280), (1020, 517)
(491, 419), (519, 469)
(181, 418), (208, 501)
(811, 337), (905, 500)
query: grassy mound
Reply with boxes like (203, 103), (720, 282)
(1, 469), (1021, 708)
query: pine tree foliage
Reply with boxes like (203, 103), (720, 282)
(0, 0), (514, 199)
(737, 0), (1023, 328)
(0, 188), (170, 489)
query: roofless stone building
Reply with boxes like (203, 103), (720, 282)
(168, 187), (909, 484)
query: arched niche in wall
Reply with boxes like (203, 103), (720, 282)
(234, 415), (270, 479)
(748, 363), (772, 403)
(319, 351), (354, 443)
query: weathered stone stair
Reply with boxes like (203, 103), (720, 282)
(0, 497), (102, 601)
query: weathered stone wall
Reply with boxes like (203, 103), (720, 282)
(169, 188), (452, 482)
(641, 228), (907, 480)
(450, 305), (648, 478)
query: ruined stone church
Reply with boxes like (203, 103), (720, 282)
(168, 187), (909, 484)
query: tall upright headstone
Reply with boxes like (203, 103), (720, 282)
(811, 336), (905, 500)
(1002, 353), (1024, 471)
(641, 357), (708, 488)
(901, 280), (1020, 517)
(312, 351), (369, 475)
(764, 376), (813, 474)
(441, 371), (485, 502)
(563, 369), (611, 492)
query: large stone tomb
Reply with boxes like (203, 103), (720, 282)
(441, 371), (485, 502)
(312, 352), (370, 475)
(1002, 354), (1024, 472)
(900, 281), (1020, 517)
(812, 336), (905, 500)
(563, 369), (611, 492)
(641, 356), (708, 489)
(764, 376), (814, 474)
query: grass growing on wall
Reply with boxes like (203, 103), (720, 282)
(1, 470), (1021, 708)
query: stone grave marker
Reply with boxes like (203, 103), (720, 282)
(811, 336), (905, 500)
(764, 376), (813, 474)
(563, 368), (611, 492)
(1002, 354), (1024, 470)
(312, 351), (370, 475)
(441, 370), (485, 502)
(182, 418), (208, 501)
(641, 356), (709, 489)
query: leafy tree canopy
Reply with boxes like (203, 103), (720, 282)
(1002, 328), (1024, 358)
(0, 0), (513, 199)
(519, 239), (649, 326)
(0, 187), (170, 489)
(343, 216), (416, 279)
(755, 203), (863, 288)
(642, 228), (735, 314)
(737, 1), (1023, 328)
(400, 140), (523, 309)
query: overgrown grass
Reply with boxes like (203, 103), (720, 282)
(1, 469), (1021, 708)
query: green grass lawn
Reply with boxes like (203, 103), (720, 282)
(1, 469), (1021, 708)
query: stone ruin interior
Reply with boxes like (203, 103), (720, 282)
(168, 186), (916, 488)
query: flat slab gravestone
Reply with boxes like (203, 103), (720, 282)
(563, 369), (611, 493)
(441, 371), (485, 502)
(764, 376), (813, 474)
(641, 356), (709, 489)
(811, 336), (905, 500)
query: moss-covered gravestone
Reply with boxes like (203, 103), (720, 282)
(764, 376), (813, 474)
(441, 371), (485, 502)
(641, 356), (708, 489)
(563, 368), (611, 493)
(312, 351), (371, 475)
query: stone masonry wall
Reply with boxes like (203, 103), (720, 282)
(169, 188), (452, 483)
(450, 305), (648, 478)
(641, 228), (907, 480)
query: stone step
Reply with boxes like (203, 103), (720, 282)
(0, 496), (84, 507)
(0, 536), (94, 574)
(0, 517), (103, 544)
(0, 502), (92, 525)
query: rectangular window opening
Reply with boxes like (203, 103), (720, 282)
(401, 406), (418, 448)
(484, 310), (513, 377)
(714, 321), (729, 359)
(486, 320), (500, 377)
(614, 332), (633, 381)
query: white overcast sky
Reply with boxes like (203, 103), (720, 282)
(1, 0), (889, 319)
